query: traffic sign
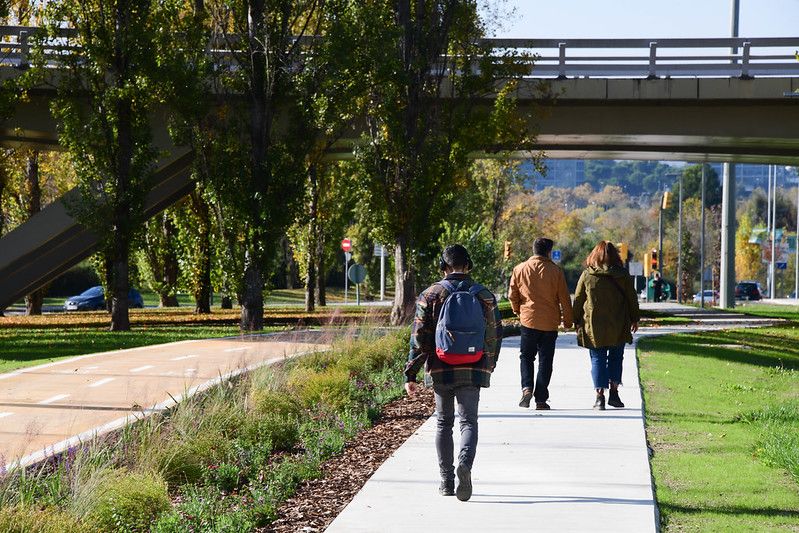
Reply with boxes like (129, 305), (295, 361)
(777, 262), (788, 270)
(348, 264), (367, 284)
(341, 238), (352, 252)
(551, 250), (562, 263)
(373, 244), (387, 257)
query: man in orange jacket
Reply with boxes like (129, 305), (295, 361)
(508, 237), (573, 410)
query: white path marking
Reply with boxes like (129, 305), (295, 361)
(170, 355), (198, 361)
(89, 377), (115, 388)
(130, 365), (154, 373)
(38, 394), (70, 405)
(184, 369), (198, 376)
(83, 366), (100, 370)
(0, 412), (13, 419)
(224, 347), (248, 352)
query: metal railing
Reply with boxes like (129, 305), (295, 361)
(2, 26), (798, 79)
(485, 37), (799, 78)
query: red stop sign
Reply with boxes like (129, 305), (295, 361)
(341, 238), (352, 252)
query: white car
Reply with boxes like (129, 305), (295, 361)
(693, 289), (718, 303)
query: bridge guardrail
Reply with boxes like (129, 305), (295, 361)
(2, 27), (798, 78)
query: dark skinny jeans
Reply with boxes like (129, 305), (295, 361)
(434, 383), (480, 482)
(520, 325), (558, 403)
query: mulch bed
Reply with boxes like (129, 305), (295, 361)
(266, 387), (435, 533)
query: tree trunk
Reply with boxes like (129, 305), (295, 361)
(191, 190), (212, 314)
(315, 234), (326, 307)
(110, 239), (131, 331)
(390, 232), (416, 325)
(305, 165), (318, 312)
(240, 251), (264, 331)
(24, 151), (44, 315)
(160, 212), (180, 307)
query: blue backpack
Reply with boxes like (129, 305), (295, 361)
(434, 280), (487, 365)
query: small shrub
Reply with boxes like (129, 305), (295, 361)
(83, 470), (170, 532)
(248, 388), (302, 419)
(241, 414), (300, 452)
(288, 366), (354, 410)
(207, 462), (242, 493)
(156, 431), (234, 485)
(0, 506), (89, 533)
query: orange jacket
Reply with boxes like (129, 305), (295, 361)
(508, 255), (573, 331)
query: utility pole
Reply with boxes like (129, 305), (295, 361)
(658, 189), (664, 275)
(677, 173), (683, 303)
(794, 166), (799, 301)
(730, 0), (740, 60)
(700, 165), (706, 307)
(771, 164), (777, 299)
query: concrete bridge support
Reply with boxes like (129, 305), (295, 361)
(720, 162), (737, 308)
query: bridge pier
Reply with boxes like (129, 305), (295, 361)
(720, 162), (736, 308)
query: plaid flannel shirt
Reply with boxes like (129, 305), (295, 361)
(405, 273), (502, 388)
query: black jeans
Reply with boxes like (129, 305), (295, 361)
(520, 326), (558, 403)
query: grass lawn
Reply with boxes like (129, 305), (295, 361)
(732, 303), (799, 321)
(638, 326), (799, 531)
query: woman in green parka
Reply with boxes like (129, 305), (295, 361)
(573, 241), (640, 410)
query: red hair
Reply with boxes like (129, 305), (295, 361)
(585, 241), (623, 269)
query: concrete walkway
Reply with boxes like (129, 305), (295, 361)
(327, 303), (781, 532)
(327, 332), (655, 533)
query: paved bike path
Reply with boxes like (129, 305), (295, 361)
(0, 331), (332, 470)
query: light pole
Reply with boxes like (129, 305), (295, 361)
(771, 164), (777, 299)
(700, 165), (706, 307)
(677, 173), (684, 303)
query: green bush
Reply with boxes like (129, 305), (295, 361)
(248, 388), (302, 419)
(156, 431), (234, 485)
(207, 462), (242, 493)
(83, 470), (170, 532)
(0, 506), (89, 533)
(288, 366), (354, 410)
(241, 413), (300, 452)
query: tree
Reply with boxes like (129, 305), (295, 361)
(42, 0), (182, 330)
(137, 210), (180, 307)
(200, 0), (328, 330)
(354, 1), (532, 324)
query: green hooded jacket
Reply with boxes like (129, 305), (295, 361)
(572, 265), (640, 348)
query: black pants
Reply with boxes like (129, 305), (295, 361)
(520, 326), (558, 403)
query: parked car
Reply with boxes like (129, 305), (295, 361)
(693, 289), (719, 303)
(64, 286), (144, 311)
(734, 282), (762, 301)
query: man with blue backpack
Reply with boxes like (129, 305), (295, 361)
(404, 244), (502, 502)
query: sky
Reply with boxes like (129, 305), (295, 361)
(482, 0), (799, 39)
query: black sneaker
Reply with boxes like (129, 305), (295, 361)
(608, 389), (625, 408)
(456, 464), (472, 502)
(519, 389), (533, 408)
(594, 393), (606, 410)
(439, 480), (455, 496)
(535, 402), (550, 410)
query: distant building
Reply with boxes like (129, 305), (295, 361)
(709, 163), (797, 194)
(519, 159), (585, 190)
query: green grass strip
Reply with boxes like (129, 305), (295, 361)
(639, 326), (799, 531)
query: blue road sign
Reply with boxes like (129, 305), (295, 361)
(552, 250), (562, 263)
(776, 262), (788, 270)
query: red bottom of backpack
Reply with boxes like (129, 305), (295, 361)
(436, 349), (484, 366)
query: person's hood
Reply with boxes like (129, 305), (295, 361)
(586, 265), (628, 278)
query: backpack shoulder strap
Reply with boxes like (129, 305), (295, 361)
(437, 280), (458, 294)
(468, 283), (485, 297)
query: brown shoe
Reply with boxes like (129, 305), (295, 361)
(593, 393), (606, 410)
(519, 389), (533, 408)
(535, 402), (550, 410)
